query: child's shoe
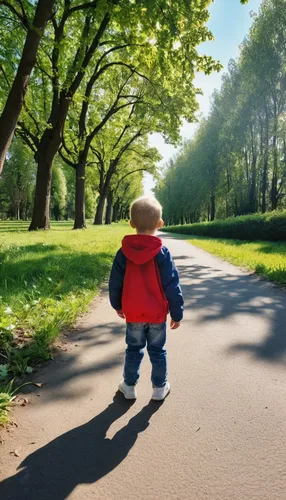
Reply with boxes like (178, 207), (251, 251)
(118, 381), (137, 400)
(152, 381), (170, 401)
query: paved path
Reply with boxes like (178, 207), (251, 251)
(0, 235), (285, 500)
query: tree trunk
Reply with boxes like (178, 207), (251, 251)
(244, 148), (249, 182)
(225, 163), (231, 218)
(74, 162), (86, 229)
(261, 118), (269, 213)
(234, 194), (238, 216)
(29, 151), (53, 231)
(248, 123), (257, 213)
(261, 164), (267, 213)
(271, 134), (279, 210)
(119, 205), (124, 221)
(210, 192), (215, 221)
(112, 201), (119, 222)
(29, 126), (62, 230)
(94, 194), (106, 225)
(271, 100), (279, 211)
(0, 0), (55, 173)
(248, 154), (257, 213)
(29, 152), (54, 230)
(29, 91), (71, 230)
(94, 160), (116, 225)
(105, 191), (113, 225)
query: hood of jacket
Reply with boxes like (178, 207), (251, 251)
(121, 234), (162, 265)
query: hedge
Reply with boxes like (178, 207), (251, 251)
(161, 211), (286, 241)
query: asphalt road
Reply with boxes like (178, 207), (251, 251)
(0, 234), (285, 500)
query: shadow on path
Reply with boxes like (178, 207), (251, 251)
(20, 321), (126, 405)
(45, 322), (126, 396)
(174, 255), (286, 364)
(0, 393), (163, 499)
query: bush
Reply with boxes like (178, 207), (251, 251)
(162, 211), (286, 241)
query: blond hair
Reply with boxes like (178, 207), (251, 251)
(130, 196), (162, 233)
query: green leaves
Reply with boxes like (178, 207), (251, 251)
(2, 0), (222, 150)
(0, 365), (9, 381)
(155, 0), (286, 224)
(1, 0), (250, 228)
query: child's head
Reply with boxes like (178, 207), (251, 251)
(130, 196), (163, 234)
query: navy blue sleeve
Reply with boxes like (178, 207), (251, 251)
(109, 249), (126, 311)
(156, 247), (184, 322)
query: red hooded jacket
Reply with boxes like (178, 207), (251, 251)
(121, 235), (169, 323)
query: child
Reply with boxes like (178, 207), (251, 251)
(109, 196), (184, 401)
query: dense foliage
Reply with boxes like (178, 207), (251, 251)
(162, 211), (286, 242)
(155, 0), (286, 225)
(0, 0), (223, 230)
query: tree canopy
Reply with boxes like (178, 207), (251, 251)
(0, 0), (250, 228)
(155, 0), (286, 225)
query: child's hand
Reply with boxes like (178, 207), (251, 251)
(116, 310), (126, 319)
(170, 319), (180, 330)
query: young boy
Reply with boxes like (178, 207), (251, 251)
(109, 196), (184, 401)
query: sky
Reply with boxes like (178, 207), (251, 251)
(144, 0), (263, 195)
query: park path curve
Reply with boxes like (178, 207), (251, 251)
(0, 234), (285, 500)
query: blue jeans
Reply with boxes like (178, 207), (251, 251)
(124, 322), (167, 388)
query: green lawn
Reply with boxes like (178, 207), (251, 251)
(188, 237), (286, 285)
(0, 221), (131, 384)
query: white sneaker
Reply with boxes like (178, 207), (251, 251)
(118, 381), (137, 400)
(152, 382), (171, 401)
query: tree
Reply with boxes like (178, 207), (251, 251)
(59, 44), (199, 229)
(90, 117), (160, 225)
(60, 65), (149, 229)
(105, 145), (160, 224)
(155, 0), (286, 224)
(12, 0), (221, 230)
(0, 0), (55, 173)
(111, 170), (143, 223)
(0, 138), (36, 219)
(0, 0), (250, 225)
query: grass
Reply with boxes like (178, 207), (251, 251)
(0, 379), (16, 425)
(0, 379), (34, 425)
(0, 220), (131, 422)
(188, 237), (286, 285)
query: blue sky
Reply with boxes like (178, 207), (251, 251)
(144, 0), (263, 194)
